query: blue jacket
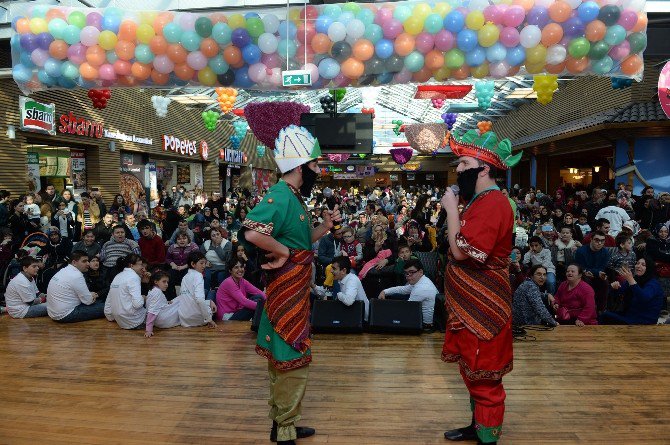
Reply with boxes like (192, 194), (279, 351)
(575, 245), (610, 275)
(614, 279), (664, 325)
(317, 232), (339, 266)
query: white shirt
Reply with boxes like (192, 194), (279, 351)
(383, 275), (437, 324)
(47, 265), (95, 320)
(4, 272), (39, 318)
(146, 287), (180, 329)
(337, 272), (369, 321)
(595, 205), (631, 236)
(104, 268), (147, 329)
(24, 203), (40, 219)
(178, 269), (212, 327)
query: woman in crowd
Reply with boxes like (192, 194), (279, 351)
(109, 194), (131, 217)
(400, 220), (432, 253)
(558, 212), (584, 242)
(177, 252), (217, 328)
(104, 254), (147, 330)
(600, 257), (664, 325)
(58, 189), (78, 216)
(132, 191), (149, 216)
(158, 189), (173, 209)
(646, 224), (670, 278)
(166, 232), (199, 299)
(513, 265), (558, 327)
(395, 205), (410, 228)
(363, 222), (397, 265)
(85, 254), (109, 301)
(76, 192), (100, 236)
(200, 227), (232, 294)
(409, 194), (430, 228)
(552, 263), (598, 326)
(72, 229), (101, 258)
(233, 242), (261, 288)
(8, 201), (33, 246)
(214, 258), (266, 321)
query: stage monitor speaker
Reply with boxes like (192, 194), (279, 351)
(251, 298), (265, 333)
(369, 299), (423, 335)
(311, 300), (364, 333)
(433, 293), (447, 333)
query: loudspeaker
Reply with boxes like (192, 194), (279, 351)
(251, 298), (265, 333)
(311, 300), (364, 333)
(369, 299), (423, 334)
(433, 293), (447, 333)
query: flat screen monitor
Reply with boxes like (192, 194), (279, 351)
(300, 113), (373, 154)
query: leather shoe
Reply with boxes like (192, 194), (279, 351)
(270, 422), (316, 442)
(444, 425), (477, 441)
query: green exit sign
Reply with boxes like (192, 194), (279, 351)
(282, 70), (312, 87)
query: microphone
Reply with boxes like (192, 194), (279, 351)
(325, 196), (341, 232)
(449, 185), (459, 196)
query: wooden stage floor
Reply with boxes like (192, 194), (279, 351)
(1, 319), (669, 445)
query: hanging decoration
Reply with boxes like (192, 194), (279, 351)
(216, 87), (237, 113)
(477, 121), (492, 134)
(533, 74), (559, 105)
(201, 110), (219, 131)
(390, 147), (413, 165)
(232, 108), (245, 117)
(256, 145), (266, 157)
(245, 102), (310, 149)
(441, 112), (458, 130)
(659, 61), (670, 119)
(404, 123), (445, 154)
(414, 85), (472, 100)
(612, 77), (634, 90)
(400, 162), (422, 172)
(320, 94), (336, 113)
(151, 95), (170, 117)
(229, 134), (241, 149)
(392, 119), (404, 136)
(474, 81), (495, 110)
(431, 98), (444, 109)
(330, 88), (346, 102)
(361, 107), (375, 119)
(327, 153), (351, 163)
(88, 88), (110, 109)
(10, 1), (649, 94)
(232, 120), (248, 139)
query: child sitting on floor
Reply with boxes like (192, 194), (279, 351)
(145, 270), (181, 338)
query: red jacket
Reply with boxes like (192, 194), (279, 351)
(139, 235), (166, 267)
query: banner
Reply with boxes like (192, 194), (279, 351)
(26, 152), (40, 192)
(146, 162), (159, 208)
(19, 96), (55, 135)
(70, 149), (87, 198)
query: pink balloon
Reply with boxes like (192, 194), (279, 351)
(248, 62), (267, 83)
(484, 5), (503, 25)
(113, 60), (131, 75)
(179, 13), (197, 31)
(67, 43), (86, 65)
(500, 27), (520, 47)
(502, 5), (526, 28)
(186, 51), (207, 70)
(617, 9), (638, 31)
(374, 8), (393, 25)
(302, 62), (319, 82)
(415, 32), (435, 54)
(153, 55), (174, 74)
(261, 53), (282, 69)
(434, 30), (455, 51)
(86, 12), (103, 30)
(393, 68), (412, 83)
(333, 72), (350, 87)
(489, 61), (510, 78)
(31, 48), (49, 67)
(382, 19), (403, 39)
(268, 67), (282, 87)
(98, 63), (116, 81)
(609, 40), (631, 61)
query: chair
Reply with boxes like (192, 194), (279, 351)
(415, 250), (439, 283)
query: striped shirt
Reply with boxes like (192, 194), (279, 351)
(100, 238), (141, 268)
(83, 209), (93, 230)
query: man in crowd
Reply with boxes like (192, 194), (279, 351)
(0, 256), (48, 318)
(100, 225), (140, 284)
(94, 213), (115, 245)
(583, 218), (616, 247)
(138, 220), (166, 269)
(0, 190), (11, 227)
(378, 259), (437, 329)
(575, 230), (611, 312)
(167, 219), (195, 246)
(123, 213), (141, 241)
(596, 195), (631, 236)
(39, 184), (60, 213)
(331, 256), (369, 321)
(317, 227), (343, 267)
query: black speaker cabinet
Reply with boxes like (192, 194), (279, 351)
(369, 299), (423, 335)
(250, 298), (265, 333)
(311, 300), (364, 333)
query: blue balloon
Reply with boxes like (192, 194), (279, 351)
(106, 50), (118, 63)
(278, 20), (297, 40)
(315, 16), (333, 34)
(12, 64), (33, 83)
(563, 17), (585, 38)
(180, 31), (202, 52)
(234, 67), (254, 88)
(364, 24), (383, 44)
(163, 23), (183, 44)
(19, 52), (36, 69)
(466, 46), (486, 67)
(212, 22), (232, 45)
(444, 11), (465, 33)
(231, 28), (251, 47)
(357, 8), (375, 26)
(209, 55), (229, 74)
(404, 51), (424, 72)
(375, 39), (394, 59)
(44, 58), (62, 77)
(338, 12), (355, 25)
(37, 69), (56, 86)
(102, 14), (121, 33)
(577, 1), (600, 23)
(323, 5), (342, 19)
(456, 30), (478, 52)
(242, 44), (262, 64)
(506, 45), (526, 66)
(10, 35), (21, 51)
(277, 39), (297, 59)
(58, 76), (77, 88)
(318, 57), (340, 79)
(486, 43), (507, 63)
(244, 12), (260, 19)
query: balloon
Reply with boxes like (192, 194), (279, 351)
(445, 48), (465, 69)
(623, 0), (646, 12)
(12, 64), (33, 83)
(61, 61), (79, 79)
(180, 30), (201, 52)
(352, 39), (375, 60)
(231, 28), (251, 47)
(311, 33), (332, 54)
(500, 27), (520, 48)
(483, 5), (504, 25)
(466, 46), (486, 66)
(604, 25), (626, 46)
(444, 11), (465, 33)
(568, 37), (590, 58)
(79, 62), (98, 81)
(375, 38), (394, 58)
(36, 33), (54, 50)
(278, 20), (297, 40)
(168, 44), (188, 64)
(153, 54), (175, 74)
(364, 23), (383, 43)
(433, 29), (455, 51)
(80, 26), (100, 46)
(424, 14), (443, 34)
(478, 22), (500, 47)
(186, 51), (207, 70)
(527, 7), (550, 28)
(592, 55), (614, 74)
(578, 1), (600, 22)
(618, 9), (638, 31)
(526, 44), (547, 64)
(385, 54), (405, 73)
(114, 59), (131, 75)
(564, 17), (586, 38)
(341, 57), (365, 78)
(424, 50), (444, 70)
(195, 17), (213, 38)
(519, 25), (541, 48)
(394, 4), (412, 22)
(620, 54), (642, 76)
(330, 41), (352, 62)
(486, 42), (507, 62)
(47, 18), (68, 40)
(49, 40), (69, 60)
(502, 6), (525, 27)
(318, 57), (340, 79)
(589, 40), (610, 59)
(328, 22), (347, 42)
(541, 23), (564, 46)
(98, 30), (118, 50)
(277, 39), (297, 59)
(627, 32), (647, 54)
(465, 11), (485, 30)
(101, 14), (120, 33)
(599, 5), (621, 26)
(115, 40), (136, 61)
(585, 20), (606, 42)
(631, 12), (647, 33)
(68, 11), (86, 29)
(546, 44), (567, 64)
(99, 63), (116, 81)
(565, 56), (589, 74)
(548, 1), (572, 23)
(382, 19), (403, 39)
(62, 25), (81, 45)
(242, 44), (262, 64)
(506, 45), (526, 65)
(31, 49), (49, 67)
(347, 19), (366, 39)
(163, 23), (183, 44)
(118, 20), (137, 41)
(85, 45), (106, 66)
(609, 41), (630, 61)
(217, 70), (235, 86)
(457, 29), (478, 52)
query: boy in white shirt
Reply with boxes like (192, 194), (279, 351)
(47, 250), (104, 322)
(330, 256), (369, 320)
(1, 256), (47, 318)
(379, 259), (437, 328)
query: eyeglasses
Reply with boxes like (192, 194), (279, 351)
(593, 238), (606, 243)
(404, 269), (419, 276)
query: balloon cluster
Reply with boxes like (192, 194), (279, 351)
(611, 76), (633, 89)
(329, 88), (346, 102)
(256, 144), (266, 157)
(390, 147), (413, 165)
(232, 120), (248, 139)
(475, 80), (495, 109)
(477, 120), (492, 134)
(201, 110), (219, 131)
(87, 88), (110, 109)
(431, 98), (444, 109)
(151, 95), (171, 117)
(10, 1), (648, 94)
(229, 134), (241, 149)
(441, 112), (457, 129)
(392, 119), (404, 136)
(361, 107), (375, 119)
(216, 87), (237, 113)
(320, 94), (337, 113)
(533, 73), (559, 105)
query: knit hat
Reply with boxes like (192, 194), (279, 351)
(273, 125), (322, 174)
(449, 126), (521, 170)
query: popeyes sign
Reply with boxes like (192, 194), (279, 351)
(163, 135), (209, 160)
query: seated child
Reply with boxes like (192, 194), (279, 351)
(145, 270), (181, 338)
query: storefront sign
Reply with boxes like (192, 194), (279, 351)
(163, 135), (199, 157)
(20, 96), (55, 135)
(389, 174), (399, 181)
(334, 173), (359, 180)
(104, 129), (152, 145)
(223, 148), (244, 164)
(200, 141), (209, 161)
(58, 112), (103, 138)
(26, 152), (40, 192)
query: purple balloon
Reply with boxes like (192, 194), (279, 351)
(415, 32), (435, 54)
(333, 72), (350, 87)
(502, 5), (525, 28)
(374, 8), (393, 25)
(261, 52), (282, 69)
(231, 28), (251, 47)
(20, 34), (38, 52)
(434, 30), (455, 51)
(382, 19), (403, 39)
(617, 9), (639, 31)
(36, 33), (54, 50)
(500, 27), (520, 48)
(527, 6), (550, 28)
(483, 5), (504, 25)
(86, 11), (103, 30)
(393, 68), (412, 83)
(609, 40), (630, 61)
(67, 43), (87, 65)
(563, 17), (585, 38)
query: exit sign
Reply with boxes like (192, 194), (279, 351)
(282, 70), (312, 87)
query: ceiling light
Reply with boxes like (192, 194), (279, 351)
(594, 166), (600, 172)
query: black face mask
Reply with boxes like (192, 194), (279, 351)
(456, 166), (485, 202)
(300, 164), (318, 197)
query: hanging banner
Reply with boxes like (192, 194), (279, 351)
(70, 149), (87, 198)
(193, 163), (203, 190)
(10, 0), (648, 94)
(146, 162), (159, 208)
(26, 152), (40, 192)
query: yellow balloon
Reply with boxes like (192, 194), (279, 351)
(472, 62), (490, 78)
(526, 45), (548, 65)
(198, 67), (217, 86)
(139, 12), (157, 26)
(136, 24), (155, 44)
(525, 61), (545, 74)
(288, 8), (301, 22)
(228, 14), (246, 29)
(478, 23), (500, 47)
(465, 11), (485, 30)
(29, 17), (48, 34)
(435, 66), (452, 81)
(433, 3), (452, 18)
(403, 16), (424, 35)
(98, 30), (118, 51)
(413, 3), (432, 20)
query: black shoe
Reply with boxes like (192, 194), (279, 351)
(444, 425), (477, 441)
(270, 422), (316, 442)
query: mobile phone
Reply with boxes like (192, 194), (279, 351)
(510, 251), (517, 262)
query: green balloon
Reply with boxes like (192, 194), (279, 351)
(342, 2), (361, 14)
(246, 18), (265, 39)
(68, 11), (86, 29)
(588, 41), (610, 60)
(568, 37), (591, 59)
(195, 17), (213, 38)
(445, 49), (465, 70)
(627, 32), (647, 54)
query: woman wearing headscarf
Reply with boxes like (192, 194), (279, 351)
(646, 224), (670, 278)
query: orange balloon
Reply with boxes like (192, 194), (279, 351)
(16, 18), (30, 34)
(566, 56), (589, 74)
(167, 44), (188, 64)
(424, 49), (444, 70)
(131, 62), (152, 80)
(548, 1), (571, 23)
(174, 63), (195, 81)
(149, 36), (168, 55)
(49, 40), (69, 60)
(223, 46), (242, 65)
(152, 70), (169, 85)
(118, 20), (138, 41)
(452, 65), (470, 80)
(311, 33), (331, 54)
(508, 66), (520, 76)
(621, 54), (643, 76)
(154, 12), (174, 35)
(541, 23), (563, 47)
(513, 0), (535, 12)
(412, 66), (432, 83)
(79, 62), (98, 81)
(341, 58), (365, 79)
(200, 38), (219, 58)
(210, 13), (227, 24)
(631, 12), (647, 33)
(46, 9), (66, 21)
(115, 40), (136, 61)
(352, 40), (374, 61)
(86, 45), (107, 67)
(113, 60), (132, 75)
(119, 75), (138, 87)
(546, 62), (566, 75)
(394, 33), (415, 57)
(584, 20), (606, 42)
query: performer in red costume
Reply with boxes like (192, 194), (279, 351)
(440, 127), (522, 445)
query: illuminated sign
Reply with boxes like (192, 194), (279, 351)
(58, 111), (103, 138)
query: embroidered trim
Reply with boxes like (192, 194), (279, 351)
(441, 351), (513, 381)
(243, 219), (274, 236)
(455, 232), (488, 263)
(255, 345), (312, 370)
